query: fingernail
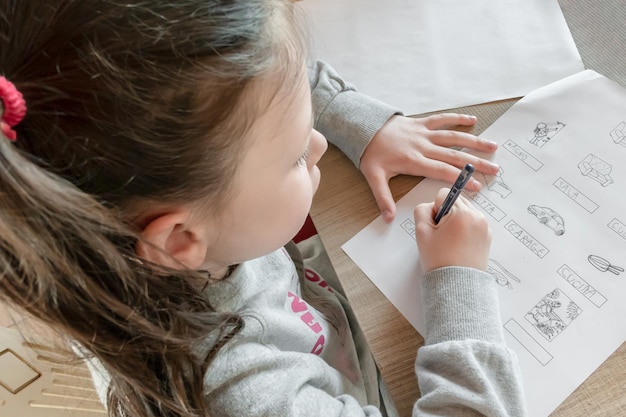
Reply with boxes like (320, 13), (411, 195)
(471, 179), (482, 188)
(489, 161), (500, 170)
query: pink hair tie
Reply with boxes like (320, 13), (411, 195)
(0, 76), (27, 141)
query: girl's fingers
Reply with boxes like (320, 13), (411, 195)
(401, 159), (484, 192)
(413, 201), (436, 225)
(413, 147), (500, 181)
(419, 113), (477, 130)
(362, 166), (397, 223)
(425, 129), (498, 153)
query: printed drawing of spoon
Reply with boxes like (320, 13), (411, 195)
(588, 255), (624, 275)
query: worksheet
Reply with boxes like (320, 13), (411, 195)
(297, 0), (583, 115)
(343, 70), (626, 417)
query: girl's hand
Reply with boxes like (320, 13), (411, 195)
(360, 114), (500, 222)
(413, 187), (492, 273)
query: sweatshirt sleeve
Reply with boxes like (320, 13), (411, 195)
(413, 266), (528, 417)
(308, 60), (402, 168)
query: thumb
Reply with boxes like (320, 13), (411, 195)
(432, 187), (451, 219)
(434, 188), (451, 210)
(364, 169), (396, 222)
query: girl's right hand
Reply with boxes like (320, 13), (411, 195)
(413, 187), (492, 273)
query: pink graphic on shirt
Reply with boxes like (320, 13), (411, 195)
(300, 269), (363, 384)
(287, 291), (326, 355)
(304, 268), (333, 293)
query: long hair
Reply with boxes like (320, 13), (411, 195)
(0, 1), (305, 416)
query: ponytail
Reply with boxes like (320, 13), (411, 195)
(0, 136), (243, 416)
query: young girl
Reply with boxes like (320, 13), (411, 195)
(0, 1), (526, 416)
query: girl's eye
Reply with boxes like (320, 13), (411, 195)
(296, 148), (309, 167)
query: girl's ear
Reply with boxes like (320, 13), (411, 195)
(136, 210), (208, 270)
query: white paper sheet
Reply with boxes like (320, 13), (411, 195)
(342, 70), (626, 417)
(298, 0), (584, 115)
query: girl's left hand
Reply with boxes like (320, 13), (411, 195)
(359, 113), (500, 222)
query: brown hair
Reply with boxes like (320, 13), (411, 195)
(0, 1), (305, 416)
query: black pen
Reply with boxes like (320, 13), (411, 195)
(433, 164), (475, 224)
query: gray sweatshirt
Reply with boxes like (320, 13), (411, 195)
(87, 61), (527, 417)
(201, 235), (526, 417)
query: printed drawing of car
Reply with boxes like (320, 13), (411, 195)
(527, 205), (565, 236)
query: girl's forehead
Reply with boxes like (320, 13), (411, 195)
(235, 72), (309, 164)
(245, 64), (308, 127)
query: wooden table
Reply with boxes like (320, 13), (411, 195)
(309, 1), (626, 415)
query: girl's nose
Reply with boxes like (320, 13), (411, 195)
(308, 129), (328, 167)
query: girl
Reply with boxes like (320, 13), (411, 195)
(0, 1), (526, 416)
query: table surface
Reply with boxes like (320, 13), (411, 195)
(309, 1), (626, 416)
